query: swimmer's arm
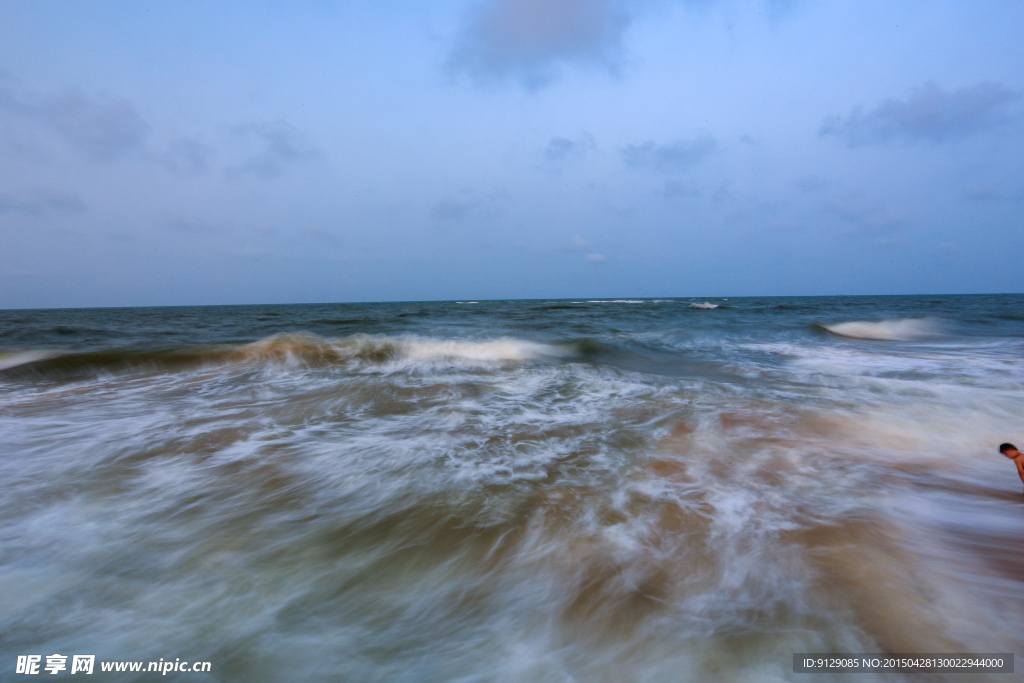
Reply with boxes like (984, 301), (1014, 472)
(1017, 459), (1024, 487)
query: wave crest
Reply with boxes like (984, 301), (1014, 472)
(252, 334), (568, 368)
(822, 318), (942, 341)
(1, 333), (571, 380)
(0, 350), (56, 371)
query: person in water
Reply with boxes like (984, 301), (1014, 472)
(999, 443), (1024, 490)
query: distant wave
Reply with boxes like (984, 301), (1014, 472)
(565, 299), (673, 304)
(689, 302), (719, 310)
(821, 318), (942, 341)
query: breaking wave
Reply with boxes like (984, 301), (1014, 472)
(0, 333), (573, 380)
(689, 301), (719, 310)
(821, 317), (942, 341)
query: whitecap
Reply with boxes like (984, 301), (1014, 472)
(823, 318), (941, 341)
(395, 337), (570, 366)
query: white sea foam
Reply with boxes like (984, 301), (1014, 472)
(394, 337), (570, 366)
(689, 301), (718, 310)
(823, 317), (941, 341)
(748, 339), (1023, 389)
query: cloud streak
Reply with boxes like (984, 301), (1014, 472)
(431, 196), (476, 221)
(0, 79), (150, 162)
(430, 187), (508, 223)
(447, 0), (631, 89)
(660, 178), (701, 199)
(621, 134), (717, 173)
(0, 188), (87, 216)
(824, 194), (912, 237)
(224, 121), (320, 179)
(160, 137), (212, 175)
(820, 81), (1021, 147)
(545, 133), (595, 163)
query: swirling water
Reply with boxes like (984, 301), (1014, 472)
(1, 295), (1022, 681)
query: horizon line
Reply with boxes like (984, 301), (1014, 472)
(2, 291), (1021, 313)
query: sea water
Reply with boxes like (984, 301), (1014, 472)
(1, 295), (1022, 681)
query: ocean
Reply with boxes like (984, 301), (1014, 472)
(1, 295), (1022, 681)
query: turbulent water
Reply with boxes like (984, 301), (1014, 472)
(1, 295), (1022, 682)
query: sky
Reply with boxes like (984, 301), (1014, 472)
(0, 0), (1021, 308)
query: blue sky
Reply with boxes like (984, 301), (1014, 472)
(1, 0), (1021, 308)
